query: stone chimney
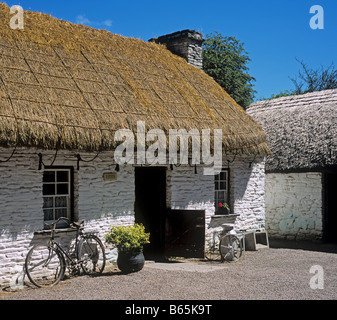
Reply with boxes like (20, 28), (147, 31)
(149, 30), (204, 69)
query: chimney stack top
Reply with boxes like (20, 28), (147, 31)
(149, 30), (204, 69)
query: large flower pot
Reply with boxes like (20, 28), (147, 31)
(117, 251), (145, 274)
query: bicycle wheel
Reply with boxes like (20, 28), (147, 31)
(25, 245), (65, 288)
(219, 234), (242, 262)
(205, 241), (222, 261)
(77, 235), (106, 275)
(205, 233), (222, 261)
(205, 248), (222, 261)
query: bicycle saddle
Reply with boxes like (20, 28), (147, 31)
(71, 220), (84, 229)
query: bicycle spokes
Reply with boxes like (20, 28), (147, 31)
(25, 245), (65, 288)
(78, 236), (105, 275)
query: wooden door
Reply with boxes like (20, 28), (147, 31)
(165, 209), (205, 258)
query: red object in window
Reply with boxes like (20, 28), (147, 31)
(218, 203), (223, 208)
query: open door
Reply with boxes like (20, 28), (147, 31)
(135, 167), (206, 259)
(135, 167), (167, 258)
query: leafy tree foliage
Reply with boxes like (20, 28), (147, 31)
(202, 32), (256, 109)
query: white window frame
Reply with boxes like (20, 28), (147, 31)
(214, 169), (230, 215)
(43, 168), (71, 223)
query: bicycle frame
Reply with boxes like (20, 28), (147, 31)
(48, 240), (76, 265)
(46, 217), (83, 266)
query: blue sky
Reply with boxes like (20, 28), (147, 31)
(6, 0), (337, 101)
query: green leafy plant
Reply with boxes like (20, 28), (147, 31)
(105, 224), (150, 253)
(203, 32), (256, 109)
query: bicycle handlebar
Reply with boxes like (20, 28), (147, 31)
(44, 218), (85, 239)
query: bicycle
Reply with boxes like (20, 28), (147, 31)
(25, 217), (106, 288)
(206, 225), (243, 262)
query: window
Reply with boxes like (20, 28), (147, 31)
(214, 169), (230, 215)
(43, 168), (72, 223)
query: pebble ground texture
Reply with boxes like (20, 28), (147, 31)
(1, 240), (337, 300)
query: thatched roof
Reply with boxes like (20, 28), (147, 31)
(0, 3), (269, 155)
(248, 89), (337, 171)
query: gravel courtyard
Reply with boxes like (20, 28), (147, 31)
(1, 240), (337, 300)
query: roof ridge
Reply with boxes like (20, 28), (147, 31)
(249, 88), (337, 112)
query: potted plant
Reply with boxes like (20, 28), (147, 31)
(217, 202), (230, 215)
(105, 224), (150, 274)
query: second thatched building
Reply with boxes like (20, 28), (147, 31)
(248, 89), (337, 242)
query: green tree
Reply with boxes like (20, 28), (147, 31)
(202, 32), (256, 109)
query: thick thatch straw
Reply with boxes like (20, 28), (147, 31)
(0, 3), (269, 155)
(248, 89), (337, 171)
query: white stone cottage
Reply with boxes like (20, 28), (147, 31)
(0, 5), (270, 286)
(248, 89), (337, 241)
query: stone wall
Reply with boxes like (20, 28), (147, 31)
(149, 30), (204, 69)
(232, 157), (266, 231)
(0, 147), (266, 286)
(0, 147), (135, 286)
(166, 156), (266, 230)
(265, 172), (323, 240)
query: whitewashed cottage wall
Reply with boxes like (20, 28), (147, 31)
(0, 147), (136, 285)
(0, 148), (266, 286)
(231, 157), (266, 231)
(265, 172), (323, 240)
(167, 156), (266, 248)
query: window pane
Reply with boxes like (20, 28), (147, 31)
(55, 196), (67, 208)
(43, 184), (55, 195)
(55, 208), (67, 220)
(44, 209), (54, 221)
(57, 171), (69, 182)
(220, 181), (227, 190)
(43, 197), (53, 208)
(220, 171), (226, 181)
(218, 191), (225, 202)
(43, 171), (55, 183)
(57, 184), (69, 195)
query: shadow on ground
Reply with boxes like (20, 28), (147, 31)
(269, 239), (337, 254)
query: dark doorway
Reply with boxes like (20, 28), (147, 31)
(135, 167), (167, 258)
(323, 171), (337, 242)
